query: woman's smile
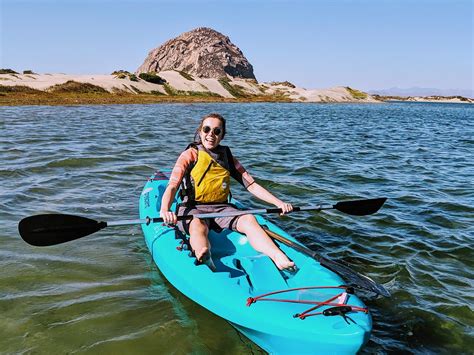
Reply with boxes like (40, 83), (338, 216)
(200, 117), (223, 149)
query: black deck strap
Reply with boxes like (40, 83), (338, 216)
(323, 305), (356, 324)
(225, 146), (246, 188)
(322, 306), (353, 317)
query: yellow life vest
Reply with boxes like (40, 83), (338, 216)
(189, 147), (231, 204)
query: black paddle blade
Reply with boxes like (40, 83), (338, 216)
(319, 256), (390, 297)
(18, 214), (107, 246)
(334, 197), (387, 216)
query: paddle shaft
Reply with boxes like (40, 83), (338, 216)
(106, 205), (331, 227)
(263, 228), (390, 297)
(18, 198), (386, 247)
(264, 228), (319, 260)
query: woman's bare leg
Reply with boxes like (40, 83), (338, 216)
(236, 214), (295, 270)
(188, 218), (210, 262)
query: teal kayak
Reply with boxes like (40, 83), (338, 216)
(139, 170), (372, 354)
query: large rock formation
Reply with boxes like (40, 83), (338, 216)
(136, 27), (256, 80)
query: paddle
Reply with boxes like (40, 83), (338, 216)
(263, 228), (390, 297)
(18, 198), (386, 247)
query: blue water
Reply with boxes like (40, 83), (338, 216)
(1, 102), (473, 353)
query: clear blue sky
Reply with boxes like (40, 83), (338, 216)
(1, 0), (472, 92)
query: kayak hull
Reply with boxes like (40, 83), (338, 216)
(232, 322), (371, 354)
(139, 171), (372, 354)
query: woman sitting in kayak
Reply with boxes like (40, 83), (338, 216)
(160, 113), (295, 271)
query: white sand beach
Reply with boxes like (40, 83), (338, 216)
(0, 71), (382, 103)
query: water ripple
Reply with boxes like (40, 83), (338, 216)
(1, 102), (473, 353)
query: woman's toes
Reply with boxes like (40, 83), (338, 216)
(195, 247), (209, 262)
(273, 253), (295, 270)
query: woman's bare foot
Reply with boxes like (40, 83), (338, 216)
(272, 251), (296, 271)
(195, 247), (216, 271)
(195, 247), (209, 262)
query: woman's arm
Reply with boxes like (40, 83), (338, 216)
(246, 182), (293, 214)
(160, 185), (178, 224)
(159, 149), (197, 224)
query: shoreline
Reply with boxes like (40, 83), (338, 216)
(0, 72), (381, 105)
(0, 92), (296, 106)
(1, 72), (471, 106)
(1, 93), (473, 106)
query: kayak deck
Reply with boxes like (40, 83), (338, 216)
(139, 171), (371, 354)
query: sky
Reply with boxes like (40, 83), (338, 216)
(0, 0), (472, 93)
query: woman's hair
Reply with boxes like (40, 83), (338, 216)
(194, 113), (226, 142)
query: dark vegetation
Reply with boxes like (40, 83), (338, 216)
(0, 85), (42, 93)
(112, 70), (138, 81)
(138, 72), (167, 84)
(178, 71), (195, 81)
(218, 77), (249, 98)
(0, 68), (19, 74)
(270, 81), (296, 88)
(47, 81), (108, 94)
(346, 87), (368, 100)
(162, 83), (220, 97)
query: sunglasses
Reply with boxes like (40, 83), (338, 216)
(202, 126), (222, 136)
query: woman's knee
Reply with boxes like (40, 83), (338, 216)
(189, 218), (209, 234)
(236, 214), (259, 233)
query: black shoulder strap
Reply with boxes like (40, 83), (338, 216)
(224, 146), (245, 187)
(186, 142), (199, 151)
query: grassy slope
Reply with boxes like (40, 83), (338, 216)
(0, 88), (292, 106)
(0, 80), (294, 105)
(0, 80), (377, 106)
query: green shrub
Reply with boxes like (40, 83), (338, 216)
(47, 80), (108, 94)
(0, 68), (18, 74)
(0, 85), (41, 93)
(23, 70), (35, 74)
(163, 83), (177, 95)
(138, 72), (166, 84)
(130, 85), (143, 93)
(111, 86), (129, 94)
(270, 81), (295, 88)
(112, 70), (143, 83)
(346, 87), (368, 100)
(185, 91), (221, 97)
(218, 77), (248, 98)
(111, 70), (131, 75)
(178, 71), (194, 81)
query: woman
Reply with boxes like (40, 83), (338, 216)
(160, 113), (295, 270)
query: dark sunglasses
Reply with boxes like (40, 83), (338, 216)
(202, 126), (222, 136)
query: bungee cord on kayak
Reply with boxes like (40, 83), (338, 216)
(245, 285), (368, 321)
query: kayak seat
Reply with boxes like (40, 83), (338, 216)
(236, 255), (288, 291)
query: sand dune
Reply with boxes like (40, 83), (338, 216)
(0, 71), (381, 103)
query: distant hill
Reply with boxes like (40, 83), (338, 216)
(369, 87), (474, 99)
(137, 27), (256, 80)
